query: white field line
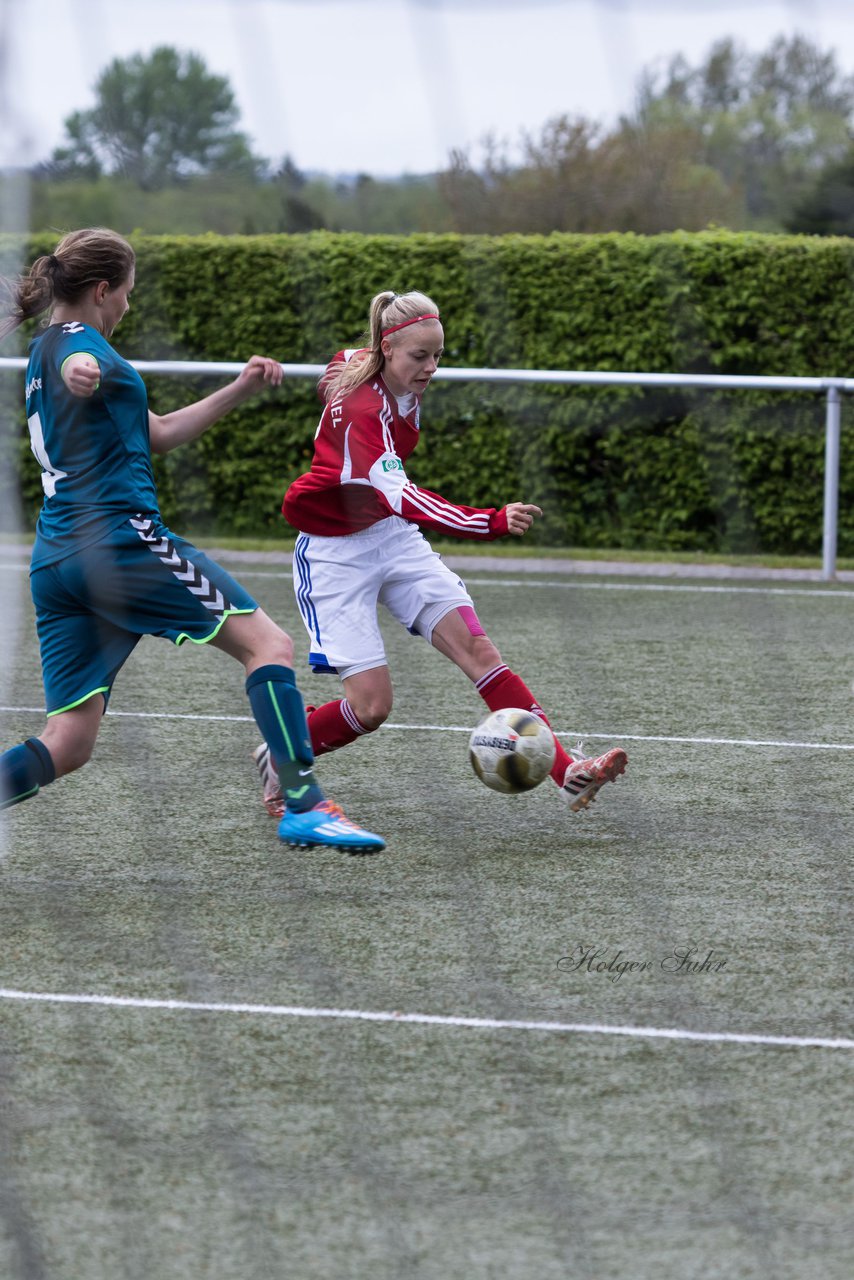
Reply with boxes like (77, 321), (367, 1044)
(465, 578), (854, 598)
(3, 559), (854, 599)
(0, 987), (850, 1051)
(0, 706), (852, 753)
(203, 569), (854, 599)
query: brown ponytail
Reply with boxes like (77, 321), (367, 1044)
(0, 228), (134, 342)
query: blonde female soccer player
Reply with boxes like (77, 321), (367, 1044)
(254, 289), (627, 817)
(0, 228), (384, 852)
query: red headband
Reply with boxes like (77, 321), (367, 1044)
(381, 313), (440, 337)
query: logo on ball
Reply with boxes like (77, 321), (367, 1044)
(468, 708), (556, 794)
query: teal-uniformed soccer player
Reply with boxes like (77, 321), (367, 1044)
(0, 227), (384, 853)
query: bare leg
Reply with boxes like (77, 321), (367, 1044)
(0, 695), (104, 808)
(340, 665), (394, 730)
(430, 608), (573, 786)
(210, 607), (294, 674)
(36, 696), (105, 777)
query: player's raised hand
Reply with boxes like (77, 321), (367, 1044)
(504, 502), (543, 536)
(234, 355), (284, 398)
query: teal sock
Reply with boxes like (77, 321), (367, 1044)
(245, 665), (324, 813)
(0, 738), (56, 809)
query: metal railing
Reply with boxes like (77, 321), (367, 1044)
(2, 356), (849, 579)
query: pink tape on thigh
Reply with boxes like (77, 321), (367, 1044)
(457, 605), (485, 637)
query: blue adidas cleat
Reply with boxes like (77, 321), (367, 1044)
(278, 799), (386, 855)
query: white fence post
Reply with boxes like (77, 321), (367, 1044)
(822, 386), (842, 581)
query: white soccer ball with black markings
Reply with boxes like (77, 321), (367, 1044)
(468, 708), (556, 794)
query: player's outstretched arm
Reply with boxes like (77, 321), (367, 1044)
(503, 502), (543, 536)
(148, 355), (283, 455)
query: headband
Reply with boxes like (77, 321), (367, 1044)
(381, 313), (440, 337)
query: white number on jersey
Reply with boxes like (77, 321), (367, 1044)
(27, 410), (68, 498)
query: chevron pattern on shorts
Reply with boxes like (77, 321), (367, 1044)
(130, 516), (228, 617)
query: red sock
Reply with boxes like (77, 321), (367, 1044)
(308, 698), (371, 756)
(475, 664), (571, 786)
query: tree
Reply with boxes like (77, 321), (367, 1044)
(271, 157), (326, 232)
(440, 121), (606, 233)
(47, 46), (264, 190)
(632, 35), (854, 226)
(786, 148), (854, 234)
(439, 34), (854, 235)
(439, 115), (738, 234)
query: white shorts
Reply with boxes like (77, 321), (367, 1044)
(292, 516), (474, 679)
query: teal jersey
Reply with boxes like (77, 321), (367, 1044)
(26, 322), (160, 569)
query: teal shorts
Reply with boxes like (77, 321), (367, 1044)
(31, 514), (258, 715)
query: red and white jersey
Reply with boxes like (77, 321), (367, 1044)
(283, 350), (509, 540)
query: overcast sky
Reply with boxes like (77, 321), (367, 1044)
(3, 0), (854, 175)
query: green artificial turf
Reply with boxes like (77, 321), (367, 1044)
(1, 558), (851, 1279)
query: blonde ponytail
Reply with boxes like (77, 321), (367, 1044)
(321, 289), (440, 402)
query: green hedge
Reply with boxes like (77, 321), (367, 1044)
(2, 229), (854, 553)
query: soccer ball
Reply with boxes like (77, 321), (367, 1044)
(468, 708), (556, 794)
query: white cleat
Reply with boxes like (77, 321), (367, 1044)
(562, 745), (628, 812)
(252, 742), (285, 819)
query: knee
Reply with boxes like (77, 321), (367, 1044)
(46, 736), (95, 779)
(39, 709), (100, 779)
(57, 742), (94, 776)
(220, 610), (294, 671)
(350, 693), (392, 732)
(266, 630), (294, 668)
(247, 628), (294, 671)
